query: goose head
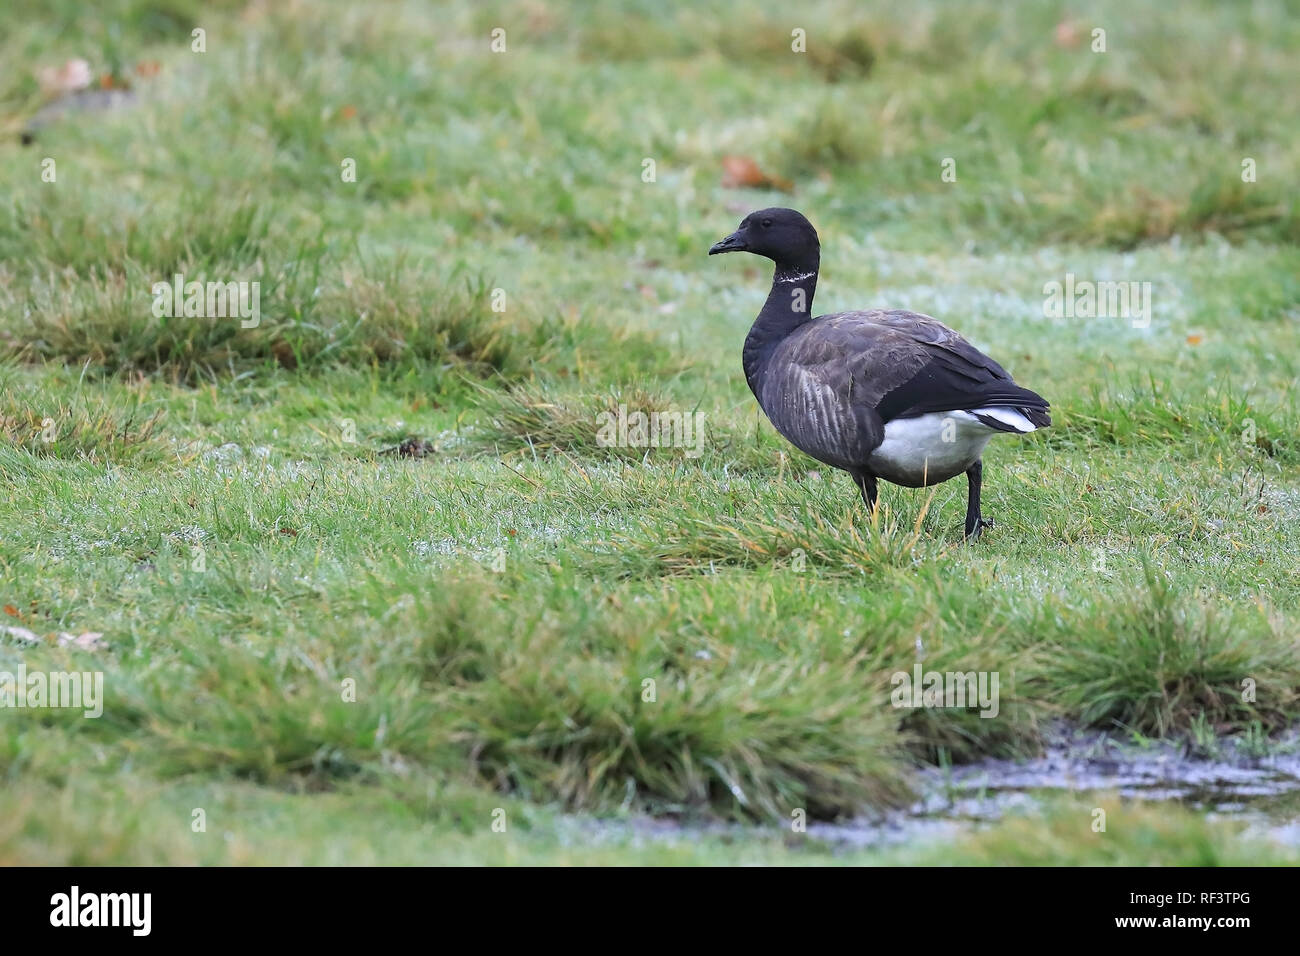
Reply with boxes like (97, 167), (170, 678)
(709, 207), (820, 277)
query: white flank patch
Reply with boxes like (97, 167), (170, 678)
(867, 406), (1039, 486)
(969, 406), (1038, 433)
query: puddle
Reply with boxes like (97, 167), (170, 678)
(809, 723), (1300, 850)
(563, 723), (1300, 853)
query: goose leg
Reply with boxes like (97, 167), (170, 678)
(852, 470), (879, 516)
(964, 459), (993, 540)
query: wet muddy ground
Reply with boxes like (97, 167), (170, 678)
(812, 723), (1300, 851)
(566, 723), (1300, 853)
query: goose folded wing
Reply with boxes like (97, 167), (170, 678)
(782, 311), (1050, 425)
(847, 312), (1046, 423)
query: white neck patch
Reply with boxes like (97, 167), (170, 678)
(776, 271), (816, 283)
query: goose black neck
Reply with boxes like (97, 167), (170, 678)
(743, 259), (820, 391)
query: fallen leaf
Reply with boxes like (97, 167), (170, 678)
(98, 72), (131, 90)
(3, 625), (107, 650)
(339, 104), (358, 120)
(36, 58), (93, 96)
(272, 340), (298, 369)
(1187, 334), (1203, 345)
(1054, 19), (1082, 49)
(60, 631), (107, 651)
(721, 155), (794, 192)
(2, 625), (40, 644)
(3, 604), (18, 617)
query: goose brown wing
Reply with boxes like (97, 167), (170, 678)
(774, 310), (1050, 426)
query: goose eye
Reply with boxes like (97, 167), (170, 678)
(761, 218), (773, 228)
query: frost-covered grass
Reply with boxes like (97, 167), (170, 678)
(1, 0), (1298, 864)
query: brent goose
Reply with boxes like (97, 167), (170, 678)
(709, 208), (1049, 539)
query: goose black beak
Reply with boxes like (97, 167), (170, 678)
(709, 232), (746, 255)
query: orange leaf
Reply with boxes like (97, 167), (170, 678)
(721, 155), (793, 192)
(1186, 334), (1203, 345)
(3, 604), (18, 617)
(1054, 19), (1082, 49)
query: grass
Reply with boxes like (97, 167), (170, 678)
(1, 0), (1298, 864)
